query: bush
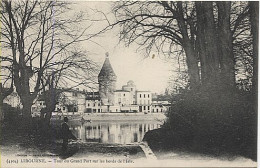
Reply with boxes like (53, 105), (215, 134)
(165, 87), (257, 160)
(2, 103), (20, 124)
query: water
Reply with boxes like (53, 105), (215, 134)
(69, 121), (162, 144)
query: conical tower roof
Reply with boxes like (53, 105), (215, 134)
(98, 53), (117, 79)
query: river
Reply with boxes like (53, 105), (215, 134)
(69, 121), (162, 144)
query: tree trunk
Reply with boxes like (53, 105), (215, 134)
(20, 96), (33, 129)
(201, 2), (220, 87)
(177, 2), (200, 89)
(0, 96), (3, 122)
(183, 43), (201, 89)
(195, 2), (207, 85)
(42, 86), (59, 126)
(249, 1), (258, 93)
(217, 2), (235, 88)
(14, 63), (36, 125)
(0, 84), (3, 121)
(44, 106), (55, 125)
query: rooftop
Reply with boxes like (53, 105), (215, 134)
(98, 53), (117, 79)
(136, 91), (151, 92)
(114, 90), (130, 92)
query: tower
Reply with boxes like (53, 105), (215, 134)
(98, 52), (117, 105)
(122, 80), (136, 104)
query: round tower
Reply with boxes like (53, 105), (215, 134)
(122, 80), (136, 104)
(98, 52), (117, 105)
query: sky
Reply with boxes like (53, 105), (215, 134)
(71, 1), (175, 94)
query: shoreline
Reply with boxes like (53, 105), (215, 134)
(51, 113), (167, 121)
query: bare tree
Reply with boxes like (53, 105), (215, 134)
(112, 1), (200, 89)
(1, 0), (98, 126)
(39, 50), (98, 126)
(112, 1), (253, 90)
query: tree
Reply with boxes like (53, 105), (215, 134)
(1, 0), (98, 127)
(195, 2), (235, 88)
(249, 1), (258, 93)
(112, 1), (252, 90)
(112, 1), (200, 89)
(39, 50), (98, 126)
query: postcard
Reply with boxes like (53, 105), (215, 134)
(0, 1), (257, 167)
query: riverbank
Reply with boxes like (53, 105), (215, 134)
(1, 137), (256, 168)
(51, 113), (166, 122)
(143, 127), (257, 167)
(1, 124), (256, 168)
(1, 125), (146, 167)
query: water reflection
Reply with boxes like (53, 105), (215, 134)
(70, 121), (161, 144)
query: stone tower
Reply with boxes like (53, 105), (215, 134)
(98, 53), (117, 105)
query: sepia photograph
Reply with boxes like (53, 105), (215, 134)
(0, 1), (258, 167)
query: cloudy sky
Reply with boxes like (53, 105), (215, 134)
(72, 1), (175, 94)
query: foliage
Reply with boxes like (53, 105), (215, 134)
(165, 88), (257, 160)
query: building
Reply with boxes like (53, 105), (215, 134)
(136, 91), (152, 113)
(97, 53), (121, 112)
(56, 88), (86, 115)
(85, 92), (102, 113)
(32, 52), (169, 115)
(122, 80), (136, 104)
(151, 91), (171, 113)
(151, 100), (171, 113)
(36, 88), (86, 116)
(98, 52), (117, 106)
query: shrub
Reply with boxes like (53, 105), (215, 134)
(166, 87), (257, 160)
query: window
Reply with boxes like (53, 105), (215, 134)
(93, 109), (96, 113)
(131, 88), (133, 91)
(98, 103), (100, 106)
(123, 94), (125, 96)
(88, 103), (90, 107)
(93, 103), (95, 107)
(148, 94), (150, 98)
(98, 109), (100, 113)
(161, 109), (163, 112)
(140, 94), (141, 98)
(157, 109), (158, 112)
(144, 106), (146, 110)
(63, 107), (66, 110)
(144, 94), (146, 98)
(148, 106), (150, 110)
